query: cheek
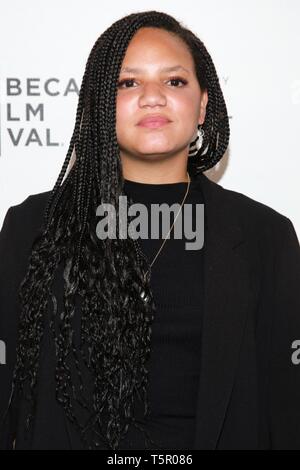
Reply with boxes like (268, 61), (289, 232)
(116, 99), (125, 131)
(116, 96), (137, 145)
(171, 91), (199, 119)
(116, 95), (135, 126)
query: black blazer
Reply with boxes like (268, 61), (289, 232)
(1, 173), (300, 450)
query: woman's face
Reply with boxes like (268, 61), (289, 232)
(116, 27), (208, 165)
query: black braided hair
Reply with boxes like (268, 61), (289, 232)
(1, 10), (230, 450)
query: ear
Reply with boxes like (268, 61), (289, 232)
(198, 89), (208, 125)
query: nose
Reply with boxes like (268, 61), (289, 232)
(139, 82), (167, 107)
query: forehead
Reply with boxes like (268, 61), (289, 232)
(121, 27), (193, 68)
(120, 64), (191, 74)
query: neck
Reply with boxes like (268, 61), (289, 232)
(122, 166), (189, 184)
(120, 151), (190, 184)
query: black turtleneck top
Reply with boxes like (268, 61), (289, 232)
(117, 173), (206, 450)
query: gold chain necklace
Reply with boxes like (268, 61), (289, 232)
(134, 171), (191, 302)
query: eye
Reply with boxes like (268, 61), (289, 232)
(117, 76), (188, 89)
(167, 76), (188, 87)
(117, 79), (136, 89)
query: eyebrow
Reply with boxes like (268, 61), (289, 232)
(120, 65), (190, 74)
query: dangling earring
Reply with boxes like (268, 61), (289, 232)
(188, 124), (204, 157)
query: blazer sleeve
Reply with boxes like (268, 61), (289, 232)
(0, 200), (40, 449)
(269, 216), (300, 449)
(0, 207), (21, 449)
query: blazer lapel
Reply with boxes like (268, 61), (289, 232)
(193, 173), (252, 449)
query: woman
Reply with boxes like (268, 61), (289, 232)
(1, 10), (300, 450)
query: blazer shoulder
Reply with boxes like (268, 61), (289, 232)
(227, 187), (300, 248)
(202, 175), (298, 245)
(9, 189), (52, 219)
(217, 180), (293, 228)
(2, 190), (52, 232)
(0, 190), (53, 255)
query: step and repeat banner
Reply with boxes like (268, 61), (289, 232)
(1, 0), (299, 237)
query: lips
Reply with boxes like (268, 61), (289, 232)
(137, 116), (172, 128)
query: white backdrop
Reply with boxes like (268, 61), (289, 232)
(1, 0), (299, 238)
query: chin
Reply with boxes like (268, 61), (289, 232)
(134, 146), (174, 157)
